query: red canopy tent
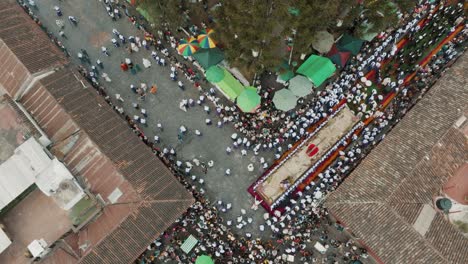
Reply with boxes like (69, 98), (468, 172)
(327, 44), (351, 68)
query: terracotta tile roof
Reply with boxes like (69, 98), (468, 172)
(36, 68), (194, 263)
(325, 54), (468, 264)
(0, 0), (65, 74)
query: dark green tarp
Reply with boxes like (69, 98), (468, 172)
(337, 34), (364, 55)
(193, 48), (225, 69)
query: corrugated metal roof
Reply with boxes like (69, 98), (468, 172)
(0, 1), (193, 262)
(0, 0), (66, 74)
(325, 54), (468, 263)
(34, 68), (194, 263)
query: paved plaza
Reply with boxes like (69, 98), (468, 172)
(15, 1), (466, 263)
(32, 0), (275, 238)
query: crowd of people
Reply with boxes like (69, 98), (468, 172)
(134, 2), (466, 263)
(209, 2), (464, 149)
(16, 0), (466, 263)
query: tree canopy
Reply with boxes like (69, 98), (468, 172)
(213, 0), (289, 72)
(139, 0), (419, 76)
(137, 0), (187, 29)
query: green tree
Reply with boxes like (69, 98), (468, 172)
(286, 0), (343, 57)
(343, 0), (417, 39)
(138, 0), (188, 30)
(213, 0), (289, 74)
(393, 0), (418, 13)
(362, 0), (400, 33)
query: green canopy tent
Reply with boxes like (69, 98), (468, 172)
(337, 34), (364, 55)
(273, 89), (298, 111)
(288, 75), (313, 97)
(296, 55), (336, 87)
(237, 86), (261, 113)
(312, 31), (334, 54)
(206, 66), (244, 101)
(193, 47), (225, 69)
(196, 255), (214, 264)
(206, 65), (225, 82)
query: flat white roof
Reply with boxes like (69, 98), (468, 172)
(0, 138), (50, 210)
(0, 228), (11, 254)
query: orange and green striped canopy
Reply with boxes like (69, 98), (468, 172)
(201, 28), (214, 35)
(197, 34), (216, 49)
(178, 37), (199, 56)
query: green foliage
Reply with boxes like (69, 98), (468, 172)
(287, 0), (343, 55)
(393, 0), (418, 13)
(138, 0), (187, 29)
(213, 0), (289, 72)
(363, 1), (399, 33)
(138, 0), (418, 76)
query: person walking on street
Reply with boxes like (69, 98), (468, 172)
(54, 6), (62, 16)
(68, 16), (78, 25)
(91, 65), (99, 75)
(114, 8), (121, 19)
(81, 49), (89, 58)
(28, 0), (37, 9)
(77, 52), (85, 63)
(119, 34), (126, 43)
(204, 105), (210, 114)
(101, 46), (110, 56)
(130, 84), (137, 93)
(201, 163), (207, 174)
(170, 72), (177, 81)
(120, 62), (128, 71)
(96, 59), (104, 69)
(112, 38), (120, 47)
(150, 85), (157, 94)
(101, 73), (111, 82)
(157, 123), (163, 131)
(178, 81), (184, 90)
(77, 52), (90, 64)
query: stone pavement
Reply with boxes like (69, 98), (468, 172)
(32, 0), (274, 238)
